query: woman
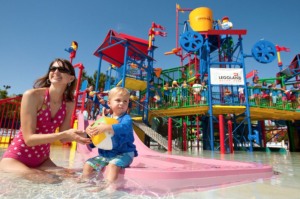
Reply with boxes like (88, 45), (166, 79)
(0, 58), (91, 183)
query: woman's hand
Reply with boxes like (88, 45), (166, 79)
(61, 129), (91, 144)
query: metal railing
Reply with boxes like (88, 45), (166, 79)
(146, 86), (300, 111)
(0, 96), (22, 145)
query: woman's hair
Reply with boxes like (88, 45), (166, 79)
(108, 87), (130, 100)
(33, 58), (77, 102)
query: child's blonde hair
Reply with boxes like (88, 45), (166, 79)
(108, 87), (130, 100)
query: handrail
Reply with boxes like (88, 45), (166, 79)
(0, 96), (22, 145)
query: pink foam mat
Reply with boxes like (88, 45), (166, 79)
(76, 114), (273, 193)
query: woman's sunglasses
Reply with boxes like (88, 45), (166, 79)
(49, 66), (71, 74)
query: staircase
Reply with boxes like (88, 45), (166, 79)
(133, 121), (180, 151)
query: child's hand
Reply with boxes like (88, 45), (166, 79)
(86, 123), (113, 137)
(86, 123), (102, 137)
(85, 123), (94, 134)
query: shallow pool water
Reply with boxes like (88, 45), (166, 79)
(0, 146), (299, 199)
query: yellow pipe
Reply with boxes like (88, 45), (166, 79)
(277, 51), (282, 65)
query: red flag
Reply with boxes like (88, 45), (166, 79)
(246, 70), (258, 79)
(149, 29), (167, 37)
(152, 22), (165, 30)
(276, 45), (290, 52)
(154, 30), (167, 37)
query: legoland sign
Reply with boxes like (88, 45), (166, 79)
(210, 68), (244, 85)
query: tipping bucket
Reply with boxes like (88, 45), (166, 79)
(189, 7), (213, 31)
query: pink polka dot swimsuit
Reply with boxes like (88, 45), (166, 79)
(2, 89), (66, 167)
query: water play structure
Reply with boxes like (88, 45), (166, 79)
(84, 5), (300, 153)
(1, 4), (300, 194)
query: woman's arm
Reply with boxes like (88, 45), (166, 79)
(20, 89), (40, 146)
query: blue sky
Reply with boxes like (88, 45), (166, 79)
(1, 0), (299, 95)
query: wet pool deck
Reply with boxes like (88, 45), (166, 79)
(1, 144), (300, 198)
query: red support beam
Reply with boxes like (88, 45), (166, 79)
(219, 115), (225, 154)
(168, 117), (172, 152)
